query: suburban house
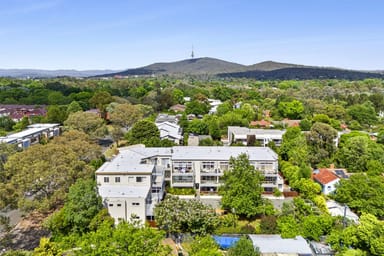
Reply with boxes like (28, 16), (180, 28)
(96, 145), (282, 224)
(208, 98), (222, 114)
(169, 104), (186, 112)
(250, 119), (272, 128)
(247, 235), (313, 256)
(0, 123), (60, 149)
(326, 200), (359, 223)
(312, 169), (340, 195)
(227, 126), (286, 146)
(0, 104), (47, 122)
(155, 113), (178, 124)
(155, 121), (183, 145)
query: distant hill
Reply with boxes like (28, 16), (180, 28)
(100, 58), (384, 80)
(1, 58), (383, 80)
(247, 61), (305, 71)
(218, 67), (384, 80)
(0, 69), (119, 78)
(101, 57), (246, 77)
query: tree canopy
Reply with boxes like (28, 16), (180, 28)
(220, 153), (266, 218)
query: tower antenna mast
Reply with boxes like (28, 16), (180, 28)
(191, 45), (194, 59)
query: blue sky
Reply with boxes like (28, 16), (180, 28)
(1, 0), (383, 70)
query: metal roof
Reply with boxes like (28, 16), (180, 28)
(247, 235), (313, 255)
(172, 146), (278, 161)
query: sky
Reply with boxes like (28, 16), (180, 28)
(1, 0), (383, 70)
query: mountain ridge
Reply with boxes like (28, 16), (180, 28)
(1, 57), (383, 80)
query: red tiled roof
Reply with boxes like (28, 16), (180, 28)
(313, 169), (339, 185)
(250, 119), (271, 127)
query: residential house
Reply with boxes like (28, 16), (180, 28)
(155, 121), (183, 144)
(227, 126), (285, 146)
(250, 119), (272, 128)
(0, 123), (60, 149)
(313, 169), (340, 195)
(326, 200), (359, 223)
(0, 104), (47, 122)
(247, 235), (313, 256)
(169, 104), (186, 112)
(155, 113), (178, 124)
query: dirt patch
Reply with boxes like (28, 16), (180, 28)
(0, 211), (50, 251)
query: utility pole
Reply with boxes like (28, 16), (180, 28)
(191, 45), (194, 59)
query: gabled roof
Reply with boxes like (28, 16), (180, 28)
(313, 169), (339, 185)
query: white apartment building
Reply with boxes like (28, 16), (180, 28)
(96, 146), (170, 224)
(0, 123), (60, 149)
(96, 145), (281, 224)
(170, 146), (282, 193)
(228, 126), (286, 147)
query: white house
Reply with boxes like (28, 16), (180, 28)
(313, 169), (340, 195)
(228, 126), (286, 146)
(155, 121), (183, 144)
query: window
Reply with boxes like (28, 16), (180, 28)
(136, 177), (144, 182)
(115, 177), (121, 183)
(104, 177), (109, 183)
(108, 203), (113, 207)
(202, 161), (215, 170)
(132, 202), (140, 206)
(117, 203), (122, 207)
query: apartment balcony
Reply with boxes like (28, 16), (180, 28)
(200, 168), (223, 176)
(200, 180), (221, 187)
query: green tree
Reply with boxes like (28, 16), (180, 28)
(74, 221), (171, 256)
(185, 100), (209, 115)
(333, 174), (384, 218)
(125, 120), (160, 146)
(347, 102), (377, 127)
(216, 101), (233, 116)
(189, 235), (222, 256)
(154, 195), (219, 236)
(327, 213), (384, 255)
(306, 122), (337, 167)
(279, 127), (309, 165)
(335, 136), (384, 172)
(187, 119), (209, 135)
(0, 116), (16, 131)
(12, 116), (30, 131)
(89, 91), (113, 119)
(2, 143), (93, 211)
(109, 103), (143, 128)
(220, 153), (264, 218)
(228, 236), (260, 256)
(45, 179), (103, 236)
(64, 111), (106, 138)
(278, 100), (304, 119)
(45, 105), (68, 124)
(66, 100), (83, 114)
